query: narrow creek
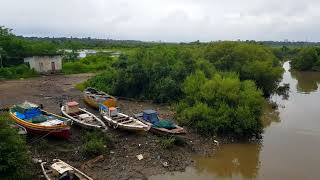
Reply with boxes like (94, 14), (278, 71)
(150, 61), (320, 180)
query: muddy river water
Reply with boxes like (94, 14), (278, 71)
(150, 61), (320, 180)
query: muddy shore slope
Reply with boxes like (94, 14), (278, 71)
(0, 74), (216, 180)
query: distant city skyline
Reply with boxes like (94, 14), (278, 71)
(1, 0), (320, 42)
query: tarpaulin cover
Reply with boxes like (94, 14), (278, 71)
(153, 120), (176, 129)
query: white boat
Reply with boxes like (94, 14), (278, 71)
(99, 104), (150, 132)
(61, 101), (107, 131)
(40, 159), (93, 180)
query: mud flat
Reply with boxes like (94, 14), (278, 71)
(0, 74), (217, 180)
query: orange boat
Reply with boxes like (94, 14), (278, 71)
(9, 101), (71, 139)
(83, 87), (117, 109)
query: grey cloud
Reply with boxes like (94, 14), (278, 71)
(0, 0), (319, 41)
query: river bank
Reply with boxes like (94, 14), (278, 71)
(151, 61), (320, 180)
(0, 74), (218, 180)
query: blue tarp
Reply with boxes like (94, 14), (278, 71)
(23, 108), (41, 119)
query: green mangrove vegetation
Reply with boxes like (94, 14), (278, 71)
(0, 113), (31, 179)
(83, 42), (283, 137)
(62, 54), (116, 74)
(291, 47), (320, 71)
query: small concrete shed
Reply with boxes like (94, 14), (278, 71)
(24, 56), (62, 73)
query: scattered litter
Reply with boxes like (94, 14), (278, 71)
(32, 158), (42, 164)
(110, 151), (115, 154)
(136, 154), (144, 160)
(162, 162), (169, 167)
(138, 144), (141, 147)
(213, 140), (219, 146)
(103, 145), (107, 148)
(157, 155), (161, 160)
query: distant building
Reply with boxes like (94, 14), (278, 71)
(24, 56), (62, 73)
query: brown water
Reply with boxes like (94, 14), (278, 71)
(150, 62), (320, 180)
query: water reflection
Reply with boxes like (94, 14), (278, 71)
(260, 102), (280, 128)
(194, 143), (261, 179)
(290, 70), (320, 93)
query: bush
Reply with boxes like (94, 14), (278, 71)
(205, 42), (283, 96)
(87, 47), (204, 102)
(291, 47), (320, 71)
(81, 131), (109, 157)
(0, 113), (31, 179)
(75, 81), (90, 91)
(86, 70), (118, 94)
(0, 64), (38, 79)
(62, 54), (115, 74)
(176, 71), (264, 137)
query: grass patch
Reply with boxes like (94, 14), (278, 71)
(62, 54), (116, 74)
(75, 81), (89, 91)
(81, 130), (111, 157)
(159, 136), (177, 149)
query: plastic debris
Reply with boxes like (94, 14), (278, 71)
(32, 158), (42, 164)
(162, 162), (169, 167)
(136, 154), (144, 160)
(213, 140), (219, 146)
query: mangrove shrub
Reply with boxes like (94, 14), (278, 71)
(205, 42), (283, 96)
(291, 47), (320, 71)
(176, 71), (264, 137)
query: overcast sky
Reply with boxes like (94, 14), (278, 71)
(0, 0), (319, 42)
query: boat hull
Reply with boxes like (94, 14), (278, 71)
(83, 88), (117, 109)
(83, 94), (99, 109)
(9, 111), (71, 139)
(102, 113), (149, 132)
(61, 106), (107, 130)
(24, 126), (70, 139)
(136, 117), (186, 135)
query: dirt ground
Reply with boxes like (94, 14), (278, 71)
(0, 74), (217, 180)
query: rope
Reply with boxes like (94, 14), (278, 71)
(27, 128), (58, 145)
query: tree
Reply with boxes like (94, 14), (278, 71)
(291, 47), (320, 71)
(0, 47), (6, 68)
(205, 42), (283, 96)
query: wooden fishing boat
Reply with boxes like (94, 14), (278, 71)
(9, 101), (71, 139)
(135, 110), (186, 135)
(83, 87), (117, 109)
(99, 104), (150, 131)
(41, 159), (93, 180)
(61, 101), (107, 131)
